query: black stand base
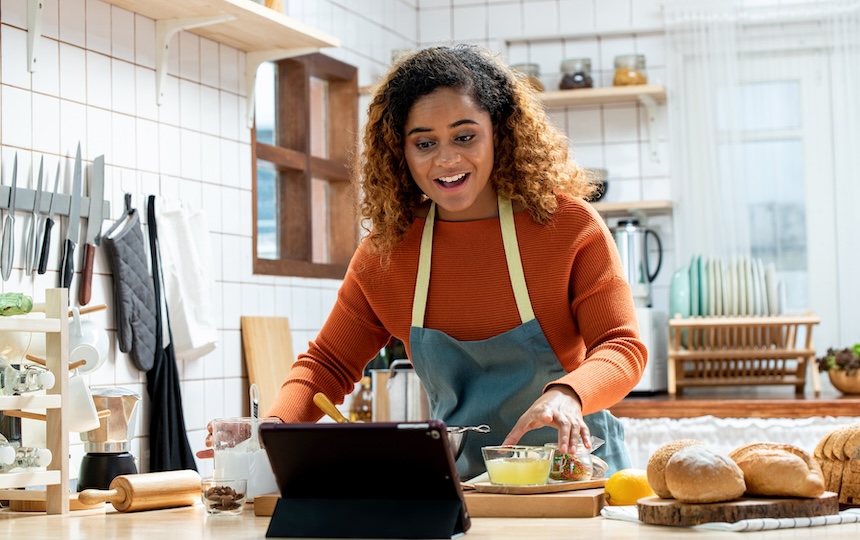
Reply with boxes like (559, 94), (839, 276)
(265, 497), (465, 539)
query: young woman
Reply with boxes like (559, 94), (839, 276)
(267, 44), (647, 479)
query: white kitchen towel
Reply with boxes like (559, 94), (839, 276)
(156, 200), (218, 361)
(601, 506), (860, 532)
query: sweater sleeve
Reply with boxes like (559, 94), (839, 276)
(266, 250), (393, 422)
(544, 205), (647, 415)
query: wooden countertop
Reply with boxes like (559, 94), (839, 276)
(2, 503), (859, 539)
(610, 387), (860, 419)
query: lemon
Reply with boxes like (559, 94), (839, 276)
(604, 468), (655, 506)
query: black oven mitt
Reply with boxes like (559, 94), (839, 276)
(102, 204), (157, 372)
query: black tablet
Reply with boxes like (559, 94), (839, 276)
(259, 419), (470, 539)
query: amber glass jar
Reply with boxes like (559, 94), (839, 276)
(559, 58), (593, 90)
(613, 54), (648, 86)
(510, 63), (545, 92)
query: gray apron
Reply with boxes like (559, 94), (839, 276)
(409, 196), (630, 480)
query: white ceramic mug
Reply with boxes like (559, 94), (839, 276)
(69, 308), (109, 375)
(67, 366), (100, 433)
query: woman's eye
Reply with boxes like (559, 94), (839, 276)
(455, 134), (475, 143)
(416, 141), (435, 150)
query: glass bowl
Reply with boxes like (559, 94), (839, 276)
(481, 445), (554, 486)
(201, 478), (247, 515)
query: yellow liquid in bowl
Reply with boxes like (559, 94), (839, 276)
(485, 457), (551, 486)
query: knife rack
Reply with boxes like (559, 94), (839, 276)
(0, 186), (110, 221)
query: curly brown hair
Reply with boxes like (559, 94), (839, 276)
(357, 44), (596, 255)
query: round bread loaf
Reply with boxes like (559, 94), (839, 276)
(664, 446), (746, 503)
(729, 442), (825, 498)
(646, 439), (705, 498)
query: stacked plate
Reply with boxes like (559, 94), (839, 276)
(669, 255), (785, 319)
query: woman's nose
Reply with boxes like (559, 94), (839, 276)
(435, 144), (461, 166)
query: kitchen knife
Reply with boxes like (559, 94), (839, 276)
(78, 155), (104, 305)
(1, 153), (18, 281)
(25, 156), (45, 276)
(60, 143), (82, 290)
(37, 162), (61, 275)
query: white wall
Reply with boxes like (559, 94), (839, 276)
(0, 0), (677, 479)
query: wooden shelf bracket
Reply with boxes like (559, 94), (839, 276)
(155, 15), (236, 105)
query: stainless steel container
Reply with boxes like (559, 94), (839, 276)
(80, 387), (140, 453)
(369, 359), (430, 422)
(611, 219), (663, 307)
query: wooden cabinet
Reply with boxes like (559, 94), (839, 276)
(0, 289), (69, 514)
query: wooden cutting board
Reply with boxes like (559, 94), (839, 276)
(464, 488), (605, 518)
(471, 478), (606, 494)
(638, 492), (839, 526)
(254, 488), (606, 519)
(241, 317), (295, 416)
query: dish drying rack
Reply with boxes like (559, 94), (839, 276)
(667, 314), (821, 396)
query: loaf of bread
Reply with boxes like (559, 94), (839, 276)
(664, 446), (746, 503)
(814, 423), (860, 505)
(729, 442), (824, 498)
(646, 439), (705, 498)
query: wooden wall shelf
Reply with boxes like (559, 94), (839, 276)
(590, 199), (673, 218)
(101, 0), (339, 52)
(539, 84), (666, 108)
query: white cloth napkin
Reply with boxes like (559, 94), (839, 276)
(600, 506), (860, 532)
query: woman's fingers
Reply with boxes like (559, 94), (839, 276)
(503, 386), (588, 454)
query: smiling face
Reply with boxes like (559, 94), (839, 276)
(403, 87), (497, 221)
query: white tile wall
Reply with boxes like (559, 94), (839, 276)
(0, 0), (672, 478)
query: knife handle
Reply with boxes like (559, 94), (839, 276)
(60, 238), (75, 289)
(79, 244), (95, 306)
(38, 217), (54, 275)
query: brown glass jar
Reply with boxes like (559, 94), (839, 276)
(613, 54), (647, 86)
(559, 58), (593, 90)
(510, 63), (545, 92)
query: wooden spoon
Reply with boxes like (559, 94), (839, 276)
(313, 392), (350, 424)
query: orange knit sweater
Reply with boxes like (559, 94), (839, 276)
(268, 194), (647, 422)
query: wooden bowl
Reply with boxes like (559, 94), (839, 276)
(828, 370), (860, 394)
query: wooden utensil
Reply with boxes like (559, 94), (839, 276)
(78, 470), (201, 512)
(241, 316), (294, 417)
(313, 392), (349, 423)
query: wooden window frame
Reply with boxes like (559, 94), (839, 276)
(252, 53), (359, 279)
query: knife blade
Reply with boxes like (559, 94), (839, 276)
(60, 143), (82, 290)
(1, 153), (18, 281)
(25, 156), (44, 276)
(38, 162), (61, 275)
(79, 155), (104, 305)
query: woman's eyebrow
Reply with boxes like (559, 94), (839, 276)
(407, 118), (479, 136)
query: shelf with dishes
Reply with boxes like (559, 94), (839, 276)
(0, 288), (70, 514)
(666, 256), (820, 397)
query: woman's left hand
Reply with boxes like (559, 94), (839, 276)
(502, 385), (591, 455)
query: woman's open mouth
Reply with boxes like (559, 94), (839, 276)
(436, 172), (468, 188)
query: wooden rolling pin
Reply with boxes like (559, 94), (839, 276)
(78, 470), (201, 512)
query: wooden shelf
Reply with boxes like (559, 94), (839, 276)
(540, 84), (666, 108)
(590, 199), (673, 217)
(0, 395), (61, 410)
(101, 0), (339, 52)
(0, 471), (60, 490)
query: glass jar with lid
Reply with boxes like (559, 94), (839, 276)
(613, 54), (648, 86)
(559, 58), (593, 90)
(510, 63), (545, 92)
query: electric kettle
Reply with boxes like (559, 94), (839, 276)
(611, 219), (663, 307)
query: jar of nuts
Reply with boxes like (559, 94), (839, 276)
(201, 478), (247, 515)
(510, 63), (545, 92)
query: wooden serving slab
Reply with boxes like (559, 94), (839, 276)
(638, 492), (839, 526)
(472, 478), (606, 494)
(464, 488), (605, 518)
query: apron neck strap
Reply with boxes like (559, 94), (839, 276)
(411, 196), (535, 328)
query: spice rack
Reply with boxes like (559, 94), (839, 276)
(667, 314), (821, 396)
(0, 288), (69, 514)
